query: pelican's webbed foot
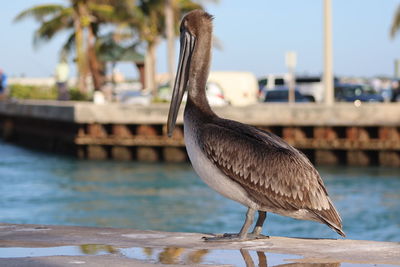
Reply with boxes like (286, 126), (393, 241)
(203, 209), (269, 242)
(202, 232), (269, 242)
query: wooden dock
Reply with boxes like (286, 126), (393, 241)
(0, 100), (399, 166)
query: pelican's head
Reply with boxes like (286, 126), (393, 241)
(167, 10), (213, 137)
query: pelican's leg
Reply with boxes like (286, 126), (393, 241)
(239, 249), (254, 267)
(203, 207), (258, 241)
(240, 249), (268, 267)
(251, 211), (267, 236)
(237, 207), (256, 239)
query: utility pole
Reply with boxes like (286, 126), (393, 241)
(165, 0), (175, 88)
(395, 59), (400, 79)
(323, 0), (334, 105)
(285, 51), (297, 104)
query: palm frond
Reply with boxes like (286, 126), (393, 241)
(390, 4), (400, 39)
(61, 32), (76, 55)
(33, 9), (74, 47)
(14, 4), (65, 23)
(85, 3), (114, 25)
(88, 3), (114, 15)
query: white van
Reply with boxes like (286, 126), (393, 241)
(258, 74), (327, 102)
(157, 71), (259, 106)
(208, 71), (259, 106)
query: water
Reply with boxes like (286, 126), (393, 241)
(0, 141), (399, 242)
(1, 245), (396, 266)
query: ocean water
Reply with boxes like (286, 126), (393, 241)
(0, 141), (399, 242)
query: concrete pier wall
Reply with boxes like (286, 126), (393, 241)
(0, 223), (399, 266)
(1, 100), (400, 125)
(0, 100), (399, 166)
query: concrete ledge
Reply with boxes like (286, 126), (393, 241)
(0, 223), (398, 266)
(0, 100), (76, 122)
(1, 100), (400, 126)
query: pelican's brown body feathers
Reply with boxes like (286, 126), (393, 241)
(186, 101), (345, 237)
(168, 9), (345, 238)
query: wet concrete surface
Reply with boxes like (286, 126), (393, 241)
(0, 223), (399, 266)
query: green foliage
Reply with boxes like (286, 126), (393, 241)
(69, 87), (91, 101)
(9, 84), (91, 101)
(9, 84), (57, 100)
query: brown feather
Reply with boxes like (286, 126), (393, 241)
(199, 117), (344, 236)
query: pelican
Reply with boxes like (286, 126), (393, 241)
(167, 10), (345, 240)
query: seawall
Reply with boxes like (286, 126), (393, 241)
(0, 100), (399, 166)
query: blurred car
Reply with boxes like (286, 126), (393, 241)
(263, 88), (311, 103)
(380, 88), (393, 102)
(334, 84), (384, 102)
(116, 90), (151, 105)
(258, 75), (288, 101)
(204, 82), (228, 106)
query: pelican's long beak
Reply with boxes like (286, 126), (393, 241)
(167, 30), (196, 137)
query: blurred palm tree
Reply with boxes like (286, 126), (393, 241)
(15, 0), (216, 97)
(14, 0), (122, 92)
(133, 0), (209, 95)
(391, 4), (400, 38)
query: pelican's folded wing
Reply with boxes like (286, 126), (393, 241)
(199, 119), (344, 235)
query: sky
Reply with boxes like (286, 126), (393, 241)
(1, 0), (400, 79)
